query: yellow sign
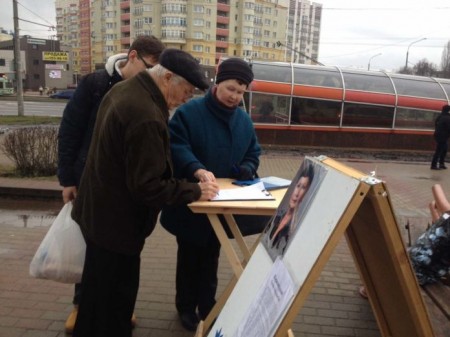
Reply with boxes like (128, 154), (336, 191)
(42, 52), (69, 62)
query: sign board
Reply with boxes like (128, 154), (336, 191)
(206, 156), (434, 337)
(45, 64), (65, 70)
(27, 38), (46, 45)
(42, 51), (69, 62)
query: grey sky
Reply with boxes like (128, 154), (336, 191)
(2, 0), (450, 72)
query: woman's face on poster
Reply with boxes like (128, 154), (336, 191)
(289, 175), (310, 209)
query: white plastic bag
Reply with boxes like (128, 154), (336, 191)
(30, 202), (86, 283)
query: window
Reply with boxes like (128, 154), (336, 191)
(193, 31), (204, 39)
(33, 59), (39, 65)
(193, 19), (204, 26)
(342, 103), (394, 128)
(193, 5), (204, 13)
(193, 45), (203, 52)
(0, 59), (6, 66)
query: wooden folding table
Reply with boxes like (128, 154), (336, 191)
(188, 178), (287, 334)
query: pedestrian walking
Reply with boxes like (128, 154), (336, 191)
(431, 104), (450, 170)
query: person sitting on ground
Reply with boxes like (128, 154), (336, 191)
(359, 183), (450, 298)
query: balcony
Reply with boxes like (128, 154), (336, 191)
(120, 1), (130, 10)
(217, 2), (230, 12)
(121, 25), (130, 33)
(215, 52), (228, 60)
(121, 37), (131, 45)
(121, 13), (130, 21)
(216, 40), (228, 49)
(216, 28), (229, 36)
(217, 15), (229, 25)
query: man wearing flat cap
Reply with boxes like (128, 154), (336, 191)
(161, 57), (266, 331)
(70, 48), (219, 337)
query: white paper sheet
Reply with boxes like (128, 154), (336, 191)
(233, 257), (294, 337)
(212, 182), (275, 201)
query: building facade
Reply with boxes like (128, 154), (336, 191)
(55, 0), (321, 75)
(0, 36), (72, 91)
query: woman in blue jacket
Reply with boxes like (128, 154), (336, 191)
(160, 58), (262, 331)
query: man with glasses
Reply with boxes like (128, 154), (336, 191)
(57, 35), (165, 333)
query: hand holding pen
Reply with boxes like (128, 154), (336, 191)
(195, 169), (219, 200)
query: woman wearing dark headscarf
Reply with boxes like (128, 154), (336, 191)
(160, 58), (262, 331)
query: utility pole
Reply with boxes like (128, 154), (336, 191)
(13, 0), (24, 116)
(276, 41), (324, 66)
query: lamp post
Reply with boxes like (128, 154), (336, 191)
(368, 53), (382, 71)
(405, 38), (426, 70)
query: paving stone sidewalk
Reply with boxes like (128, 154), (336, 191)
(0, 153), (449, 337)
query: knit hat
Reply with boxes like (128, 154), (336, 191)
(159, 49), (209, 91)
(216, 58), (254, 86)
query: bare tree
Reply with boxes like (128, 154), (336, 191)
(441, 40), (450, 78)
(414, 59), (437, 77)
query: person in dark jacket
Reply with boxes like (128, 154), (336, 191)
(431, 104), (450, 170)
(160, 58), (261, 331)
(70, 49), (219, 337)
(57, 35), (165, 333)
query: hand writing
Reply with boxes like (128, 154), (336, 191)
(198, 181), (220, 201)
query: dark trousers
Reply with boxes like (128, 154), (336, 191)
(73, 282), (82, 305)
(431, 141), (448, 167)
(175, 236), (220, 320)
(73, 239), (140, 337)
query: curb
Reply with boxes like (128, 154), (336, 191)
(0, 185), (61, 200)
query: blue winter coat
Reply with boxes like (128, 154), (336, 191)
(160, 89), (262, 246)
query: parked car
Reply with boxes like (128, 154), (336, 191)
(50, 89), (75, 99)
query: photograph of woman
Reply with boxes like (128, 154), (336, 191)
(263, 158), (326, 258)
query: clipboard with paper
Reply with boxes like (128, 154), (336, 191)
(212, 182), (275, 201)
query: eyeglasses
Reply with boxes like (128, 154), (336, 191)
(137, 53), (153, 69)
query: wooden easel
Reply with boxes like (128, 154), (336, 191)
(273, 158), (434, 337)
(196, 157), (434, 337)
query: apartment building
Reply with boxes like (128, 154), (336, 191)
(285, 0), (322, 64)
(55, 0), (321, 75)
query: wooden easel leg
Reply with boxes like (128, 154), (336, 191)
(194, 320), (204, 337)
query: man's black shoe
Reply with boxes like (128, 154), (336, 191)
(431, 166), (440, 170)
(179, 311), (199, 331)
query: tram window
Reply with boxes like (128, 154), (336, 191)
(293, 67), (342, 88)
(250, 92), (289, 124)
(391, 77), (446, 99)
(291, 97), (341, 126)
(394, 107), (436, 130)
(342, 103), (394, 128)
(440, 82), (450, 99)
(341, 72), (394, 94)
(252, 63), (291, 83)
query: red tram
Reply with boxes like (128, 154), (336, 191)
(241, 61), (450, 151)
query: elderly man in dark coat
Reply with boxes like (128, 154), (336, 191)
(71, 49), (219, 337)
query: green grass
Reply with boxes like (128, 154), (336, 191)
(0, 116), (61, 125)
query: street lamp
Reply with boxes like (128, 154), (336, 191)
(405, 38), (426, 70)
(368, 53), (382, 71)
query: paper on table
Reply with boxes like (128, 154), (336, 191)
(212, 182), (275, 201)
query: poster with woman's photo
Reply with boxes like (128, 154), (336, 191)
(262, 157), (327, 260)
